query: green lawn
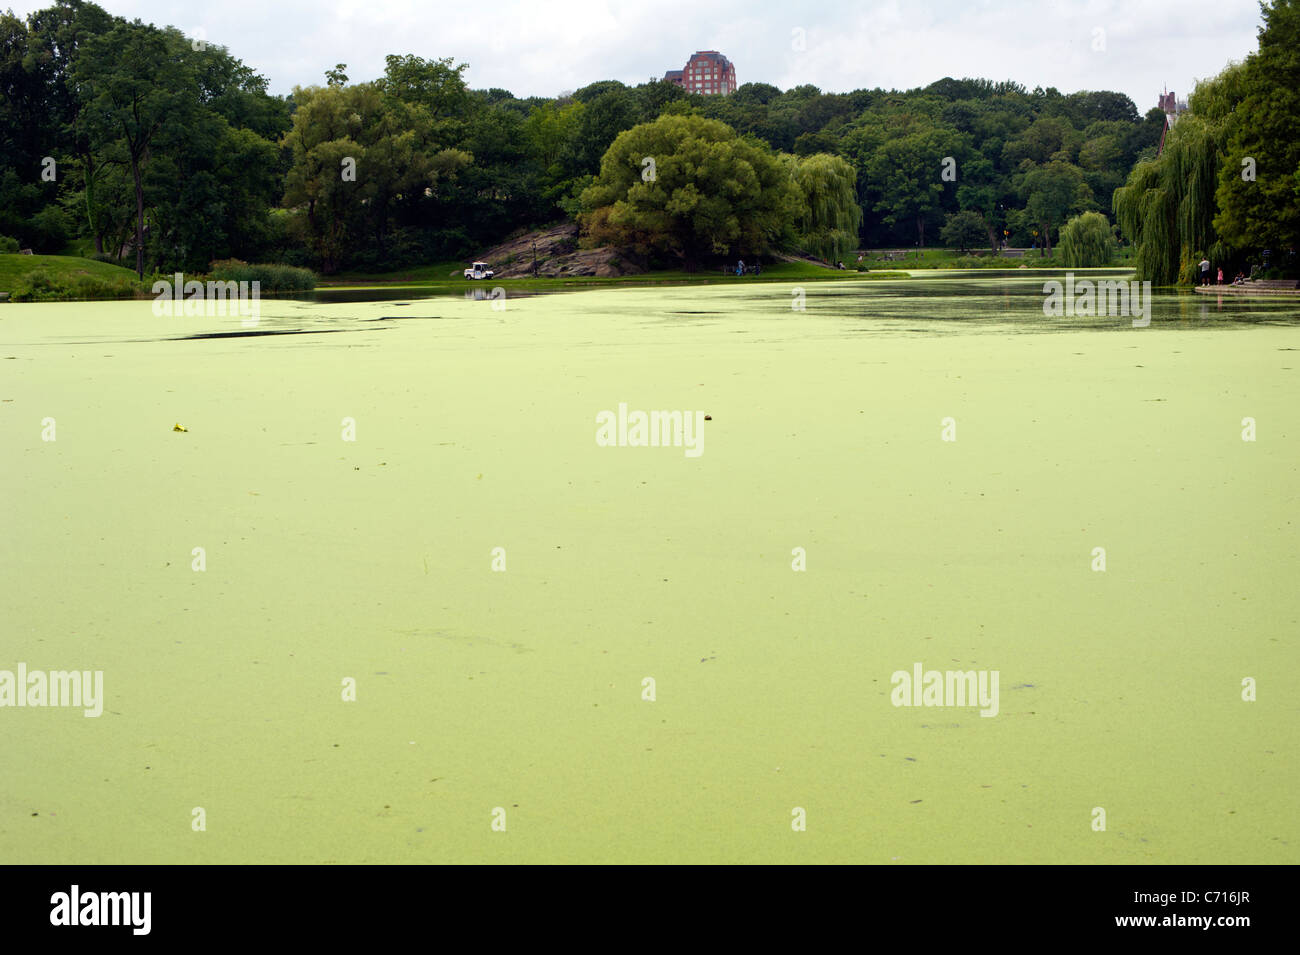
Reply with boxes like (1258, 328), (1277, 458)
(0, 253), (140, 294)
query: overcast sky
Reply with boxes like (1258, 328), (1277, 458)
(6, 0), (1266, 108)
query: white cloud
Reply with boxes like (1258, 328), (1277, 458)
(5, 0), (1263, 107)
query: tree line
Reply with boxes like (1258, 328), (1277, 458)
(1114, 0), (1298, 284)
(2, 0), (1292, 279)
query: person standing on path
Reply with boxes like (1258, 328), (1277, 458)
(1217, 267), (1224, 285)
(1200, 257), (1211, 286)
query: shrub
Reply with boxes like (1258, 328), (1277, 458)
(30, 206), (71, 253)
(209, 258), (316, 292)
(10, 269), (140, 302)
(0, 235), (19, 253)
(10, 269), (58, 300)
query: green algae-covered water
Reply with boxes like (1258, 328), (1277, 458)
(2, 276), (1297, 864)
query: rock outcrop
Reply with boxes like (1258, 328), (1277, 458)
(470, 222), (643, 278)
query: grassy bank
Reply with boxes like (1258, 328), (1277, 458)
(0, 254), (316, 301)
(0, 253), (140, 295)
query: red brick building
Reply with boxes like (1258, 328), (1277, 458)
(664, 51), (736, 95)
(1157, 88), (1188, 125)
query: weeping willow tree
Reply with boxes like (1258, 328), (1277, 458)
(1058, 211), (1118, 267)
(790, 153), (862, 263)
(1112, 69), (1242, 285)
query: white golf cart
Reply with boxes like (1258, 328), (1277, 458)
(464, 262), (494, 280)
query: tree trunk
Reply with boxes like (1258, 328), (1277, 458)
(132, 157), (145, 278)
(83, 150), (103, 254)
(986, 224), (998, 254)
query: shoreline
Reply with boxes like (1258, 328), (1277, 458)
(1194, 283), (1300, 296)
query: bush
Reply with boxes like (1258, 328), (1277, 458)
(30, 206), (71, 253)
(208, 258), (316, 292)
(10, 268), (140, 302)
(1058, 212), (1119, 268)
(0, 234), (19, 253)
(1180, 249), (1204, 286)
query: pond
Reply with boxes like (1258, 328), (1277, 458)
(2, 275), (1296, 863)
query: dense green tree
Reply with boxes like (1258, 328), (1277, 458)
(73, 21), (198, 275)
(955, 156), (1006, 251)
(790, 153), (861, 262)
(570, 87), (639, 174)
(378, 54), (468, 121)
(573, 80), (627, 103)
(1002, 116), (1080, 168)
(578, 114), (800, 268)
(867, 127), (953, 247)
(1213, 0), (1300, 253)
(633, 78), (689, 123)
(940, 209), (988, 253)
(281, 83), (378, 272)
(4, 2), (1218, 275)
(1057, 210), (1118, 266)
(1019, 160), (1091, 254)
(1113, 70), (1241, 284)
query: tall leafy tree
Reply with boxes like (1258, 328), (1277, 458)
(578, 114), (800, 268)
(1213, 0), (1300, 253)
(1114, 69), (1242, 284)
(1019, 160), (1091, 254)
(570, 87), (639, 174)
(25, 0), (117, 251)
(867, 127), (951, 247)
(73, 21), (197, 275)
(379, 54), (468, 123)
(940, 209), (988, 254)
(281, 83), (377, 273)
(791, 152), (861, 262)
